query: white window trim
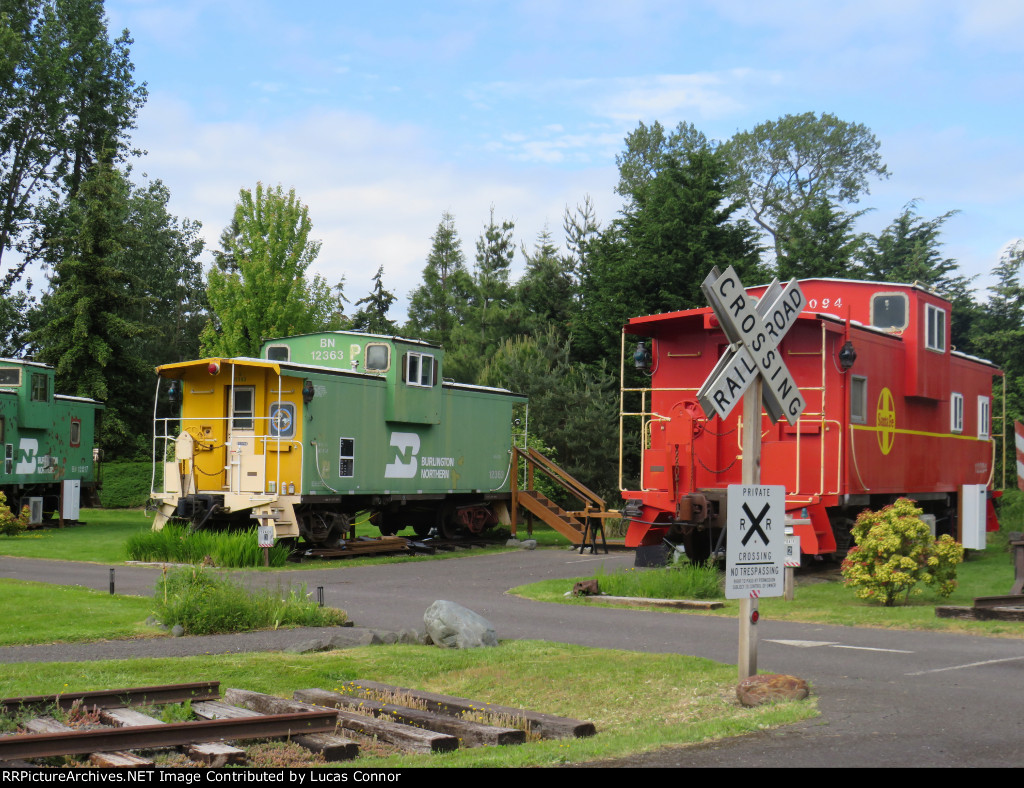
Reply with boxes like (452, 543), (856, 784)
(950, 392), (963, 434)
(406, 352), (434, 388)
(925, 303), (946, 353)
(978, 395), (990, 439)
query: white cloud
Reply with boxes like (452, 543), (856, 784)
(132, 93), (621, 321)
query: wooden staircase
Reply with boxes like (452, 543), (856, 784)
(510, 448), (615, 550)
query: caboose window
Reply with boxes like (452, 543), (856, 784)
(925, 304), (946, 352)
(406, 352), (434, 388)
(266, 345), (290, 362)
(70, 418), (81, 447)
(871, 293), (908, 330)
(365, 343), (390, 371)
(0, 368), (20, 387)
(231, 387), (255, 430)
(978, 396), (990, 439)
(851, 376), (868, 424)
(951, 393), (964, 433)
(30, 373), (47, 402)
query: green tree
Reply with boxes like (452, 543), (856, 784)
(33, 159), (148, 456)
(514, 227), (576, 336)
(406, 211), (472, 346)
(776, 198), (867, 280)
(351, 265), (398, 335)
(0, 0), (147, 286)
(577, 145), (764, 364)
(201, 183), (335, 358)
(479, 328), (620, 501)
(121, 177), (206, 365)
(615, 120), (711, 211)
(861, 201), (960, 289)
(446, 207), (517, 382)
(724, 112), (889, 263)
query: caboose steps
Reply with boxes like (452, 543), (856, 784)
(510, 448), (615, 550)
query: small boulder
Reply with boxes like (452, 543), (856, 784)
(424, 600), (497, 649)
(736, 673), (810, 707)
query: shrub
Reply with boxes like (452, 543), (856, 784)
(153, 566), (347, 635)
(0, 492), (29, 537)
(841, 498), (964, 606)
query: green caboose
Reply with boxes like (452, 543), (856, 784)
(0, 360), (103, 521)
(151, 332), (526, 544)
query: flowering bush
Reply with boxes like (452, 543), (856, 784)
(0, 491), (29, 537)
(840, 498), (964, 606)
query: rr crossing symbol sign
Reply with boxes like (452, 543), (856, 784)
(697, 266), (807, 424)
(726, 484), (785, 599)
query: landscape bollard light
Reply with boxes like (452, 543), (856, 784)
(109, 568), (115, 595)
(317, 586), (324, 607)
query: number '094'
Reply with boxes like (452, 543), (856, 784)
(807, 297), (841, 310)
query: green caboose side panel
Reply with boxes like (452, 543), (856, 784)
(0, 361), (102, 487)
(301, 373), (524, 497)
(260, 331), (445, 426)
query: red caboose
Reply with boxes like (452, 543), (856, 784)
(619, 278), (1001, 561)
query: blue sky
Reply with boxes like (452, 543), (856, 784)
(106, 0), (1024, 320)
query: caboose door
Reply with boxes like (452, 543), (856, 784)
(227, 386), (257, 492)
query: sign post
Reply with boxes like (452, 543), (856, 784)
(697, 266), (805, 680)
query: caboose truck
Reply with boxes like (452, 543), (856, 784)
(619, 278), (1002, 563)
(150, 331), (526, 546)
(0, 359), (103, 522)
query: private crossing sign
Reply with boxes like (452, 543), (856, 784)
(726, 484), (785, 599)
(697, 266), (807, 424)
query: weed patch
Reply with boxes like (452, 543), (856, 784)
(126, 523), (291, 568)
(592, 561), (723, 599)
(153, 567), (347, 635)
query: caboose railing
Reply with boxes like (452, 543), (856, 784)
(619, 321), (841, 499)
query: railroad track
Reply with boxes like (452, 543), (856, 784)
(0, 681), (595, 766)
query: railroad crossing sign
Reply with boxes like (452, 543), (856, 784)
(725, 484), (785, 600)
(697, 266), (807, 424)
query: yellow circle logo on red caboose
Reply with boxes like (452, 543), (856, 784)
(876, 387), (896, 455)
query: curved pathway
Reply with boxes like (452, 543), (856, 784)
(2, 550), (1024, 767)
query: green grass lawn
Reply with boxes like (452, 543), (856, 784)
(0, 578), (157, 646)
(511, 538), (1023, 637)
(0, 641), (815, 768)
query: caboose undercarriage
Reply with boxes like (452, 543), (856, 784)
(626, 489), (965, 564)
(155, 490), (510, 548)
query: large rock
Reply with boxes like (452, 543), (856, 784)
(423, 600), (497, 649)
(736, 673), (810, 707)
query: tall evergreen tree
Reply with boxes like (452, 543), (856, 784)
(577, 145), (765, 365)
(776, 197), (867, 280)
(33, 159), (148, 456)
(351, 265), (398, 335)
(406, 211), (471, 346)
(515, 227), (575, 336)
(446, 207), (517, 382)
(862, 201), (960, 289)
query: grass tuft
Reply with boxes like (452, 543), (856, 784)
(125, 523), (291, 568)
(153, 566), (347, 635)
(593, 561), (722, 600)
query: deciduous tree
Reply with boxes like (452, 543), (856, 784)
(724, 112), (888, 263)
(201, 183), (335, 358)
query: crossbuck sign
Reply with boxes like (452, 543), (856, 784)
(697, 266), (807, 425)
